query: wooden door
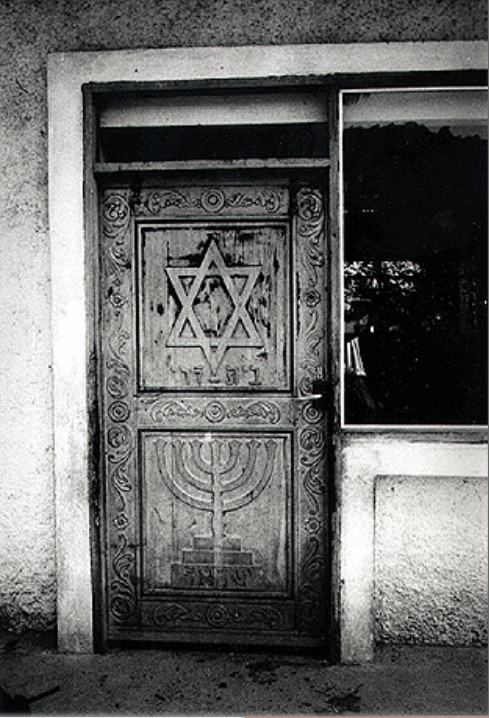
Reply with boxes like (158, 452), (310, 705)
(100, 180), (329, 647)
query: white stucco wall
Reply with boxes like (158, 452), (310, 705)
(375, 474), (488, 645)
(0, 66), (55, 629)
(340, 437), (488, 659)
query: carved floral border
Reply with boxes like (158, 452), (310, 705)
(102, 191), (137, 625)
(295, 187), (327, 633)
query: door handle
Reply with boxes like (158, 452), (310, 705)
(296, 379), (330, 408)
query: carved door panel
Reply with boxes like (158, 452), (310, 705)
(100, 182), (328, 647)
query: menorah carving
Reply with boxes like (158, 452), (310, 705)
(154, 437), (277, 577)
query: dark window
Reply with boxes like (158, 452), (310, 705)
(99, 123), (329, 162)
(343, 90), (487, 425)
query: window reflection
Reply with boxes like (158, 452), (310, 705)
(343, 89), (487, 425)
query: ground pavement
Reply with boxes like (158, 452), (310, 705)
(0, 630), (487, 716)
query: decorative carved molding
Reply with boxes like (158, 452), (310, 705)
(110, 534), (136, 623)
(295, 186), (327, 633)
(152, 602), (287, 630)
(134, 187), (288, 217)
(102, 190), (137, 624)
(146, 398), (281, 425)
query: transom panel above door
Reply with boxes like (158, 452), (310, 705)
(100, 180), (329, 647)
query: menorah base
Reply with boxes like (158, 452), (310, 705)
(171, 535), (267, 590)
(171, 564), (266, 590)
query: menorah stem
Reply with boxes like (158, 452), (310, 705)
(211, 466), (224, 570)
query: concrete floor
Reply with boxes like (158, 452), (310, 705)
(0, 630), (487, 716)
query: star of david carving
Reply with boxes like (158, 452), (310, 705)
(166, 240), (264, 374)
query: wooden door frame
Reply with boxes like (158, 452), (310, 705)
(48, 41), (486, 658)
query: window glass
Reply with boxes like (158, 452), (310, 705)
(342, 89), (487, 425)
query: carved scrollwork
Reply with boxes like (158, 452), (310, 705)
(103, 194), (131, 287)
(146, 398), (281, 425)
(300, 425), (326, 453)
(153, 603), (204, 628)
(295, 186), (327, 634)
(133, 187), (288, 218)
(297, 536), (324, 630)
(152, 602), (286, 630)
(140, 189), (194, 214)
(300, 426), (326, 516)
(150, 399), (202, 422)
(110, 461), (132, 497)
(110, 534), (136, 623)
(226, 401), (280, 424)
(103, 193), (130, 231)
(296, 188), (325, 281)
(103, 189), (137, 627)
(219, 187), (283, 214)
(106, 371), (129, 399)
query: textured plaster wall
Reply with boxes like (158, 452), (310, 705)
(375, 475), (488, 645)
(0, 0), (486, 633)
(340, 440), (488, 657)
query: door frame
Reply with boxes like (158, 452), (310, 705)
(48, 41), (486, 658)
